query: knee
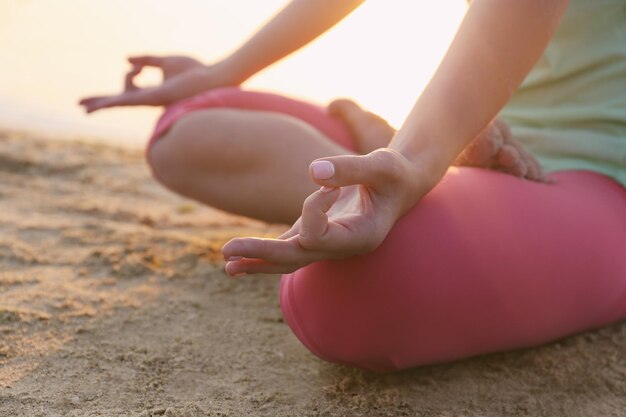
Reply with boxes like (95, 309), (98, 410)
(146, 133), (185, 190)
(279, 264), (405, 372)
(147, 111), (224, 189)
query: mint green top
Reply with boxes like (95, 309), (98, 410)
(500, 0), (626, 186)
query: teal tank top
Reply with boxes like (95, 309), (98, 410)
(501, 0), (626, 186)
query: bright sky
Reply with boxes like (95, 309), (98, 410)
(0, 1), (466, 147)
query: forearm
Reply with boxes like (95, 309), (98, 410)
(220, 0), (365, 84)
(390, 0), (568, 188)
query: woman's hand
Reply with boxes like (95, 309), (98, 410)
(79, 55), (236, 113)
(222, 149), (433, 275)
(453, 117), (546, 182)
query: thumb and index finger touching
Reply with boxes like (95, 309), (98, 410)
(124, 63), (143, 92)
(124, 55), (166, 91)
(80, 56), (167, 112)
(128, 55), (164, 68)
(296, 150), (407, 248)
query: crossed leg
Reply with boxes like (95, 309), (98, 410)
(147, 88), (626, 372)
(148, 109), (357, 223)
(147, 87), (543, 224)
(281, 168), (626, 371)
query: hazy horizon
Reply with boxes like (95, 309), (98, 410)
(0, 0), (465, 147)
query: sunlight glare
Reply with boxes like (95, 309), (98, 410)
(0, 0), (466, 144)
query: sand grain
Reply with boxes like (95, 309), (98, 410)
(0, 130), (624, 417)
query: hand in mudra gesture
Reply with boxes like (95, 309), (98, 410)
(222, 149), (430, 275)
(79, 55), (232, 113)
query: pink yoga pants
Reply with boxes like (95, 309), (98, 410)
(151, 88), (626, 372)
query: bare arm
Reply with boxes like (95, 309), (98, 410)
(222, 0), (366, 84)
(80, 0), (365, 111)
(222, 0), (571, 274)
(391, 0), (569, 195)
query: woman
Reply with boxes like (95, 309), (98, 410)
(81, 0), (626, 371)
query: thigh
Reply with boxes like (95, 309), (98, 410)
(280, 168), (626, 371)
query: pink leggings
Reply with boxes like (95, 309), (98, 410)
(152, 88), (626, 372)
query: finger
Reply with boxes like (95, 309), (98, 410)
(298, 186), (340, 248)
(309, 149), (406, 189)
(493, 117), (513, 139)
(277, 219), (301, 240)
(534, 162), (547, 183)
(225, 258), (302, 276)
(79, 96), (119, 113)
(494, 118), (547, 182)
(82, 86), (164, 112)
(79, 95), (131, 113)
(124, 63), (143, 92)
(80, 92), (144, 113)
(79, 97), (97, 106)
(518, 149), (546, 182)
(457, 123), (503, 166)
(222, 237), (319, 265)
(521, 152), (541, 181)
(128, 55), (163, 67)
(505, 140), (544, 182)
(497, 144), (528, 178)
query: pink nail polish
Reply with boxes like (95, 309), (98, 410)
(320, 186), (335, 193)
(311, 161), (334, 180)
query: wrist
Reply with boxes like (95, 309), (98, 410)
(388, 142), (448, 190)
(375, 148), (442, 218)
(213, 55), (252, 86)
(388, 124), (464, 197)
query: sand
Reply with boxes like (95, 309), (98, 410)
(0, 130), (624, 417)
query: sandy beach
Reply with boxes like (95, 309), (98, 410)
(0, 130), (625, 417)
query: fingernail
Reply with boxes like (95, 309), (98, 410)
(225, 262), (245, 277)
(311, 161), (334, 180)
(320, 186), (335, 193)
(228, 256), (242, 261)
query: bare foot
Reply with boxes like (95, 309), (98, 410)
(328, 99), (395, 154)
(329, 98), (545, 182)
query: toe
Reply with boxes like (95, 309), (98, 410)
(327, 98), (362, 118)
